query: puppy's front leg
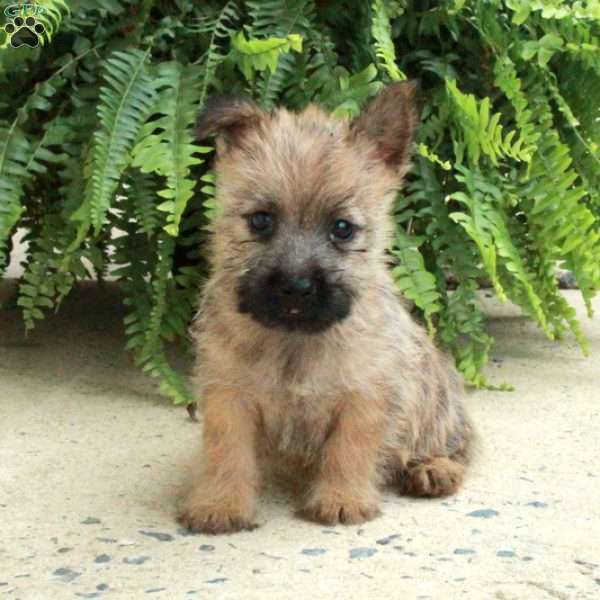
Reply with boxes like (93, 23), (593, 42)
(179, 386), (259, 534)
(300, 398), (385, 525)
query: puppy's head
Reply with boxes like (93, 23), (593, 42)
(197, 83), (418, 334)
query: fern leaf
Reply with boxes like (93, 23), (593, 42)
(245, 0), (317, 107)
(126, 171), (161, 237)
(405, 157), (509, 388)
(71, 48), (156, 246)
(0, 125), (28, 272)
(446, 79), (530, 166)
(231, 32), (303, 80)
(328, 63), (383, 118)
(441, 279), (494, 389)
(519, 72), (600, 316)
(257, 51), (297, 109)
(132, 62), (212, 237)
(193, 0), (241, 107)
(493, 55), (539, 162)
(451, 166), (553, 337)
(2, 115), (69, 275)
(391, 229), (441, 334)
(199, 171), (220, 223)
(112, 202), (194, 405)
(371, 0), (406, 82)
(0, 56), (74, 270)
(246, 0), (316, 37)
(35, 0), (70, 43)
(506, 0), (600, 22)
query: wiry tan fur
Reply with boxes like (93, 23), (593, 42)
(178, 83), (476, 533)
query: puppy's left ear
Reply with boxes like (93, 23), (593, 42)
(350, 81), (419, 178)
(196, 96), (265, 152)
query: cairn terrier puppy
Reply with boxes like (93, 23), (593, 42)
(179, 82), (475, 533)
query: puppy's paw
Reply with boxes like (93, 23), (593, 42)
(178, 498), (257, 534)
(299, 490), (381, 525)
(402, 457), (464, 498)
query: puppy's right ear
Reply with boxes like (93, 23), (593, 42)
(196, 96), (264, 151)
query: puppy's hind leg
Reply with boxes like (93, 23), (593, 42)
(400, 455), (465, 498)
(394, 421), (474, 498)
(390, 410), (474, 498)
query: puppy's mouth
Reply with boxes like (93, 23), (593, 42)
(236, 271), (353, 334)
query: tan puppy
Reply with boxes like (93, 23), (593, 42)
(179, 82), (476, 533)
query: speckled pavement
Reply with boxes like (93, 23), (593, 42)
(1, 282), (599, 600)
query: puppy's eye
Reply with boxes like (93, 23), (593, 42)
(248, 211), (274, 236)
(329, 219), (354, 242)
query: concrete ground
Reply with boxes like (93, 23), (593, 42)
(0, 281), (599, 600)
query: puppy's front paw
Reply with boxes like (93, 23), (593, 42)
(178, 498), (257, 534)
(299, 490), (381, 525)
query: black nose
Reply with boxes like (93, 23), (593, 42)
(281, 275), (316, 298)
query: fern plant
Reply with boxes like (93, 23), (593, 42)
(1, 0), (599, 403)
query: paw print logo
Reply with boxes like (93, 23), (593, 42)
(4, 15), (45, 48)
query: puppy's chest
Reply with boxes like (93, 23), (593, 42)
(244, 340), (349, 460)
(258, 387), (339, 461)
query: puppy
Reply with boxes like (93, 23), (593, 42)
(179, 82), (476, 533)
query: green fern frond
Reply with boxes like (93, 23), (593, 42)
(70, 48), (156, 246)
(3, 116), (68, 278)
(446, 80), (530, 166)
(132, 62), (211, 237)
(450, 166), (553, 337)
(17, 205), (91, 330)
(35, 0), (70, 43)
(557, 61), (600, 202)
(544, 68), (600, 180)
(193, 0), (241, 107)
(328, 63), (383, 118)
(440, 280), (495, 389)
(17, 233), (76, 329)
(126, 241), (194, 402)
(4, 0), (600, 400)
(246, 0), (316, 38)
(0, 57), (75, 266)
(416, 143), (452, 170)
(112, 200), (194, 405)
(519, 72), (600, 315)
(493, 55), (539, 162)
(283, 28), (339, 109)
(507, 0), (600, 23)
(126, 171), (161, 237)
(231, 32), (303, 81)
(403, 158), (492, 387)
(371, 0), (406, 82)
(256, 51), (296, 109)
(0, 126), (28, 272)
(391, 229), (441, 334)
(246, 0), (317, 107)
(199, 170), (220, 223)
